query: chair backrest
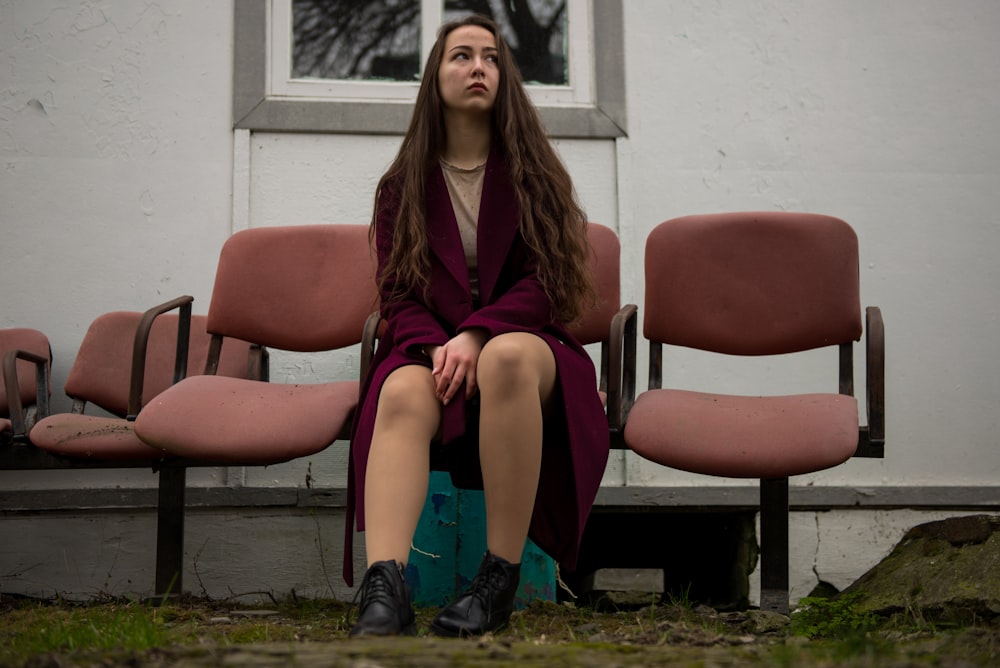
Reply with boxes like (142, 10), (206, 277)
(0, 328), (51, 417)
(568, 223), (622, 346)
(64, 312), (253, 417)
(643, 212), (862, 355)
(206, 224), (377, 352)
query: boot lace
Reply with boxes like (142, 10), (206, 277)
(352, 563), (398, 616)
(466, 560), (508, 613)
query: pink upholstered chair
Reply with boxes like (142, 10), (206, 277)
(133, 225), (375, 597)
(135, 224), (377, 465)
(1, 328), (52, 438)
(619, 212), (885, 614)
(28, 298), (257, 461)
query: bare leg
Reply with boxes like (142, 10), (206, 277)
(363, 364), (441, 566)
(476, 333), (557, 563)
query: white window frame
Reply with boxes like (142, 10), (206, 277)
(233, 0), (625, 137)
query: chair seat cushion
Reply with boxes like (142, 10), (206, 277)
(623, 390), (859, 478)
(134, 375), (359, 464)
(31, 414), (169, 461)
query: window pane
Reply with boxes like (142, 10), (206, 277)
(292, 0), (421, 81)
(443, 0), (567, 85)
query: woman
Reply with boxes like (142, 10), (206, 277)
(348, 14), (609, 638)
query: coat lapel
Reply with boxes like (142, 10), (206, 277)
(424, 148), (520, 307)
(477, 148), (519, 305)
(426, 164), (472, 294)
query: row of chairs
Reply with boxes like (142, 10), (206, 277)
(1, 225), (377, 597)
(1, 212), (885, 614)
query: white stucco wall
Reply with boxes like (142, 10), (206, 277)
(1, 0), (235, 412)
(1, 0), (999, 605)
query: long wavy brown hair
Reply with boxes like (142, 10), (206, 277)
(372, 14), (595, 324)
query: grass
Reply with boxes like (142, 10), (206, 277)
(1, 595), (350, 663)
(4, 599), (168, 658)
(2, 593), (998, 667)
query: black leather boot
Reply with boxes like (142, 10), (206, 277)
(430, 551), (521, 637)
(349, 560), (416, 637)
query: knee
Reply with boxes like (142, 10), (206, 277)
(478, 336), (535, 393)
(378, 372), (435, 419)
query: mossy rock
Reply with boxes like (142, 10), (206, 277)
(841, 515), (1000, 623)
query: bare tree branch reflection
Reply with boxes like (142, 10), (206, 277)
(293, 1), (421, 81)
(292, 0), (567, 85)
(447, 0), (566, 84)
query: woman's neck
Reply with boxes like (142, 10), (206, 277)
(441, 114), (491, 169)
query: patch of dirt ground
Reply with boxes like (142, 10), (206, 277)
(3, 596), (999, 668)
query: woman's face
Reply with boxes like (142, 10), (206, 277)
(437, 25), (499, 117)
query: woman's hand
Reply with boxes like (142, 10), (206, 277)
(427, 328), (488, 405)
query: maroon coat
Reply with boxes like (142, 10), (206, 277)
(344, 148), (609, 585)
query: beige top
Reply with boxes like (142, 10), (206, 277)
(440, 159), (486, 302)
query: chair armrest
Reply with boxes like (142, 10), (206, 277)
(606, 303), (638, 446)
(2, 348), (51, 441)
(865, 306), (885, 445)
(127, 295), (194, 419)
(360, 311), (384, 385)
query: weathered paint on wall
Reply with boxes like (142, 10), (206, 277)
(0, 508), (367, 602)
(1, 0), (999, 606)
(0, 508), (985, 605)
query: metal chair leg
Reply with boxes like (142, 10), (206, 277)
(759, 477), (789, 615)
(155, 465), (186, 598)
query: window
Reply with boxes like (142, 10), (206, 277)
(276, 0), (587, 105)
(233, 0), (626, 137)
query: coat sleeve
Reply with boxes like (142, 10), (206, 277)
(374, 185), (450, 355)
